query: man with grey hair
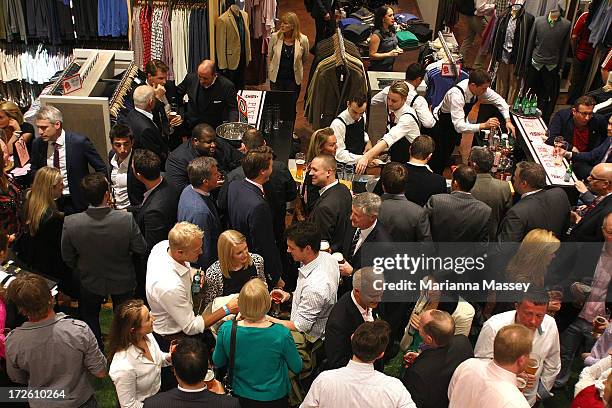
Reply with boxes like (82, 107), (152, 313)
(177, 157), (222, 268)
(324, 266), (385, 370)
(31, 105), (106, 213)
(125, 85), (169, 170)
(468, 146), (513, 241)
(339, 192), (391, 296)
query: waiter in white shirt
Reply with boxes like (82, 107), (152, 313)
(330, 93), (372, 165)
(430, 69), (515, 174)
(357, 81), (421, 173)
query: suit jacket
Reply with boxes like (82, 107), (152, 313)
(378, 193), (432, 242)
(324, 291), (366, 370)
(470, 173), (513, 241)
(61, 206), (147, 295)
(215, 9), (251, 70)
(175, 73), (238, 131)
(426, 191), (492, 243)
(107, 150), (146, 207)
(498, 188), (571, 242)
(30, 131), (107, 212)
(546, 107), (607, 152)
(165, 139), (243, 193)
(341, 220), (392, 271)
(573, 137), (612, 165)
(143, 387), (240, 408)
(375, 163), (447, 207)
(309, 182), (352, 253)
(124, 109), (168, 169)
(227, 179), (282, 284)
(135, 178), (179, 255)
(402, 335), (474, 408)
(569, 194), (612, 242)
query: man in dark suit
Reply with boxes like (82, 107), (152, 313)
(324, 267), (384, 370)
(469, 146), (513, 241)
(175, 60), (238, 132)
(402, 310), (473, 408)
(227, 147), (283, 287)
(125, 85), (169, 170)
(498, 161), (571, 242)
(426, 165), (492, 243)
(374, 135), (447, 206)
(107, 123), (146, 209)
(143, 338), (239, 408)
(307, 0), (336, 53)
(165, 123), (243, 193)
(308, 155), (352, 253)
(378, 162), (432, 242)
(569, 163), (612, 242)
(563, 115), (612, 179)
(61, 173), (147, 350)
(31, 105), (107, 214)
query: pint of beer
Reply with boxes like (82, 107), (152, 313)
(296, 153), (305, 180)
(524, 356), (539, 376)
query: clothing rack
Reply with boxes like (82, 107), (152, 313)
(437, 30), (460, 81)
(109, 61), (139, 118)
(334, 28), (353, 116)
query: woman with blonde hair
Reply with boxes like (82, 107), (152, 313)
(15, 167), (76, 297)
(203, 230), (265, 307)
(0, 101), (34, 168)
(109, 299), (172, 408)
(213, 278), (302, 408)
(268, 12), (309, 117)
(506, 228), (561, 287)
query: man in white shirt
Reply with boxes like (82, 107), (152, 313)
(330, 93), (371, 165)
(449, 323), (533, 408)
(474, 288), (561, 405)
(269, 221), (339, 341)
(301, 320), (416, 408)
(107, 123), (146, 209)
(430, 69), (515, 174)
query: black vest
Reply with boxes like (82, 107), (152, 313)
(387, 110), (420, 163)
(336, 116), (366, 158)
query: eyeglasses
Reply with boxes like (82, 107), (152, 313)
(576, 111), (594, 118)
(588, 174), (609, 182)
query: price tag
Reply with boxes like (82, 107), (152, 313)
(62, 74), (82, 95)
(441, 63), (462, 77)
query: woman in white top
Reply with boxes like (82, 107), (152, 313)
(109, 299), (172, 408)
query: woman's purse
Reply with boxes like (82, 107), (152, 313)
(221, 318), (238, 396)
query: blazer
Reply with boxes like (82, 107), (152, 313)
(470, 173), (513, 241)
(175, 73), (238, 131)
(135, 178), (179, 255)
(324, 291), (366, 370)
(402, 335), (474, 408)
(268, 33), (310, 85)
(546, 107), (607, 152)
(378, 193), (432, 242)
(341, 220), (392, 271)
(143, 388), (240, 408)
(124, 109), (168, 169)
(227, 179), (282, 284)
(573, 137), (612, 165)
(215, 9), (251, 70)
(309, 182), (353, 253)
(61, 206), (147, 296)
(426, 191), (492, 243)
(30, 131), (107, 212)
(498, 188), (571, 242)
(569, 194), (612, 242)
(107, 150), (146, 207)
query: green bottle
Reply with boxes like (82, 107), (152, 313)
(531, 95), (538, 116)
(521, 91), (530, 114)
(512, 93), (521, 112)
(564, 164), (573, 182)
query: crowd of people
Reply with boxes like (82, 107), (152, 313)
(0, 2), (611, 408)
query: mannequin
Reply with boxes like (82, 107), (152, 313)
(490, 0), (534, 103)
(525, 7), (571, 122)
(215, 0), (252, 90)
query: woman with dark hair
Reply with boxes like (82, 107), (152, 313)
(0, 100), (34, 169)
(0, 153), (21, 238)
(109, 299), (172, 408)
(369, 6), (401, 72)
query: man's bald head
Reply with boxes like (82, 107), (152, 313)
(197, 60), (216, 87)
(133, 85), (155, 111)
(590, 163), (612, 195)
(419, 309), (455, 347)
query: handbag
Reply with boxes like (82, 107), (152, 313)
(222, 318), (238, 395)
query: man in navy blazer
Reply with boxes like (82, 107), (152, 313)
(106, 123), (146, 208)
(31, 106), (106, 214)
(227, 146), (283, 287)
(563, 115), (612, 179)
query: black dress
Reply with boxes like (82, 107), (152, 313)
(222, 263), (259, 296)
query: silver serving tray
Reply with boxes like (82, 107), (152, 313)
(216, 122), (253, 141)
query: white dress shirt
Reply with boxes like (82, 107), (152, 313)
(381, 103), (421, 148)
(245, 177), (265, 194)
(146, 241), (205, 336)
(135, 107), (155, 123)
(319, 180), (339, 196)
(142, 177), (163, 205)
(351, 291), (373, 322)
(354, 219), (377, 254)
(301, 359), (417, 408)
(110, 151), (131, 210)
(330, 109), (370, 165)
(448, 359), (529, 408)
(291, 251), (339, 340)
(371, 83), (436, 129)
(46, 129), (69, 195)
(109, 333), (171, 408)
(433, 79), (510, 134)
(474, 310), (561, 405)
